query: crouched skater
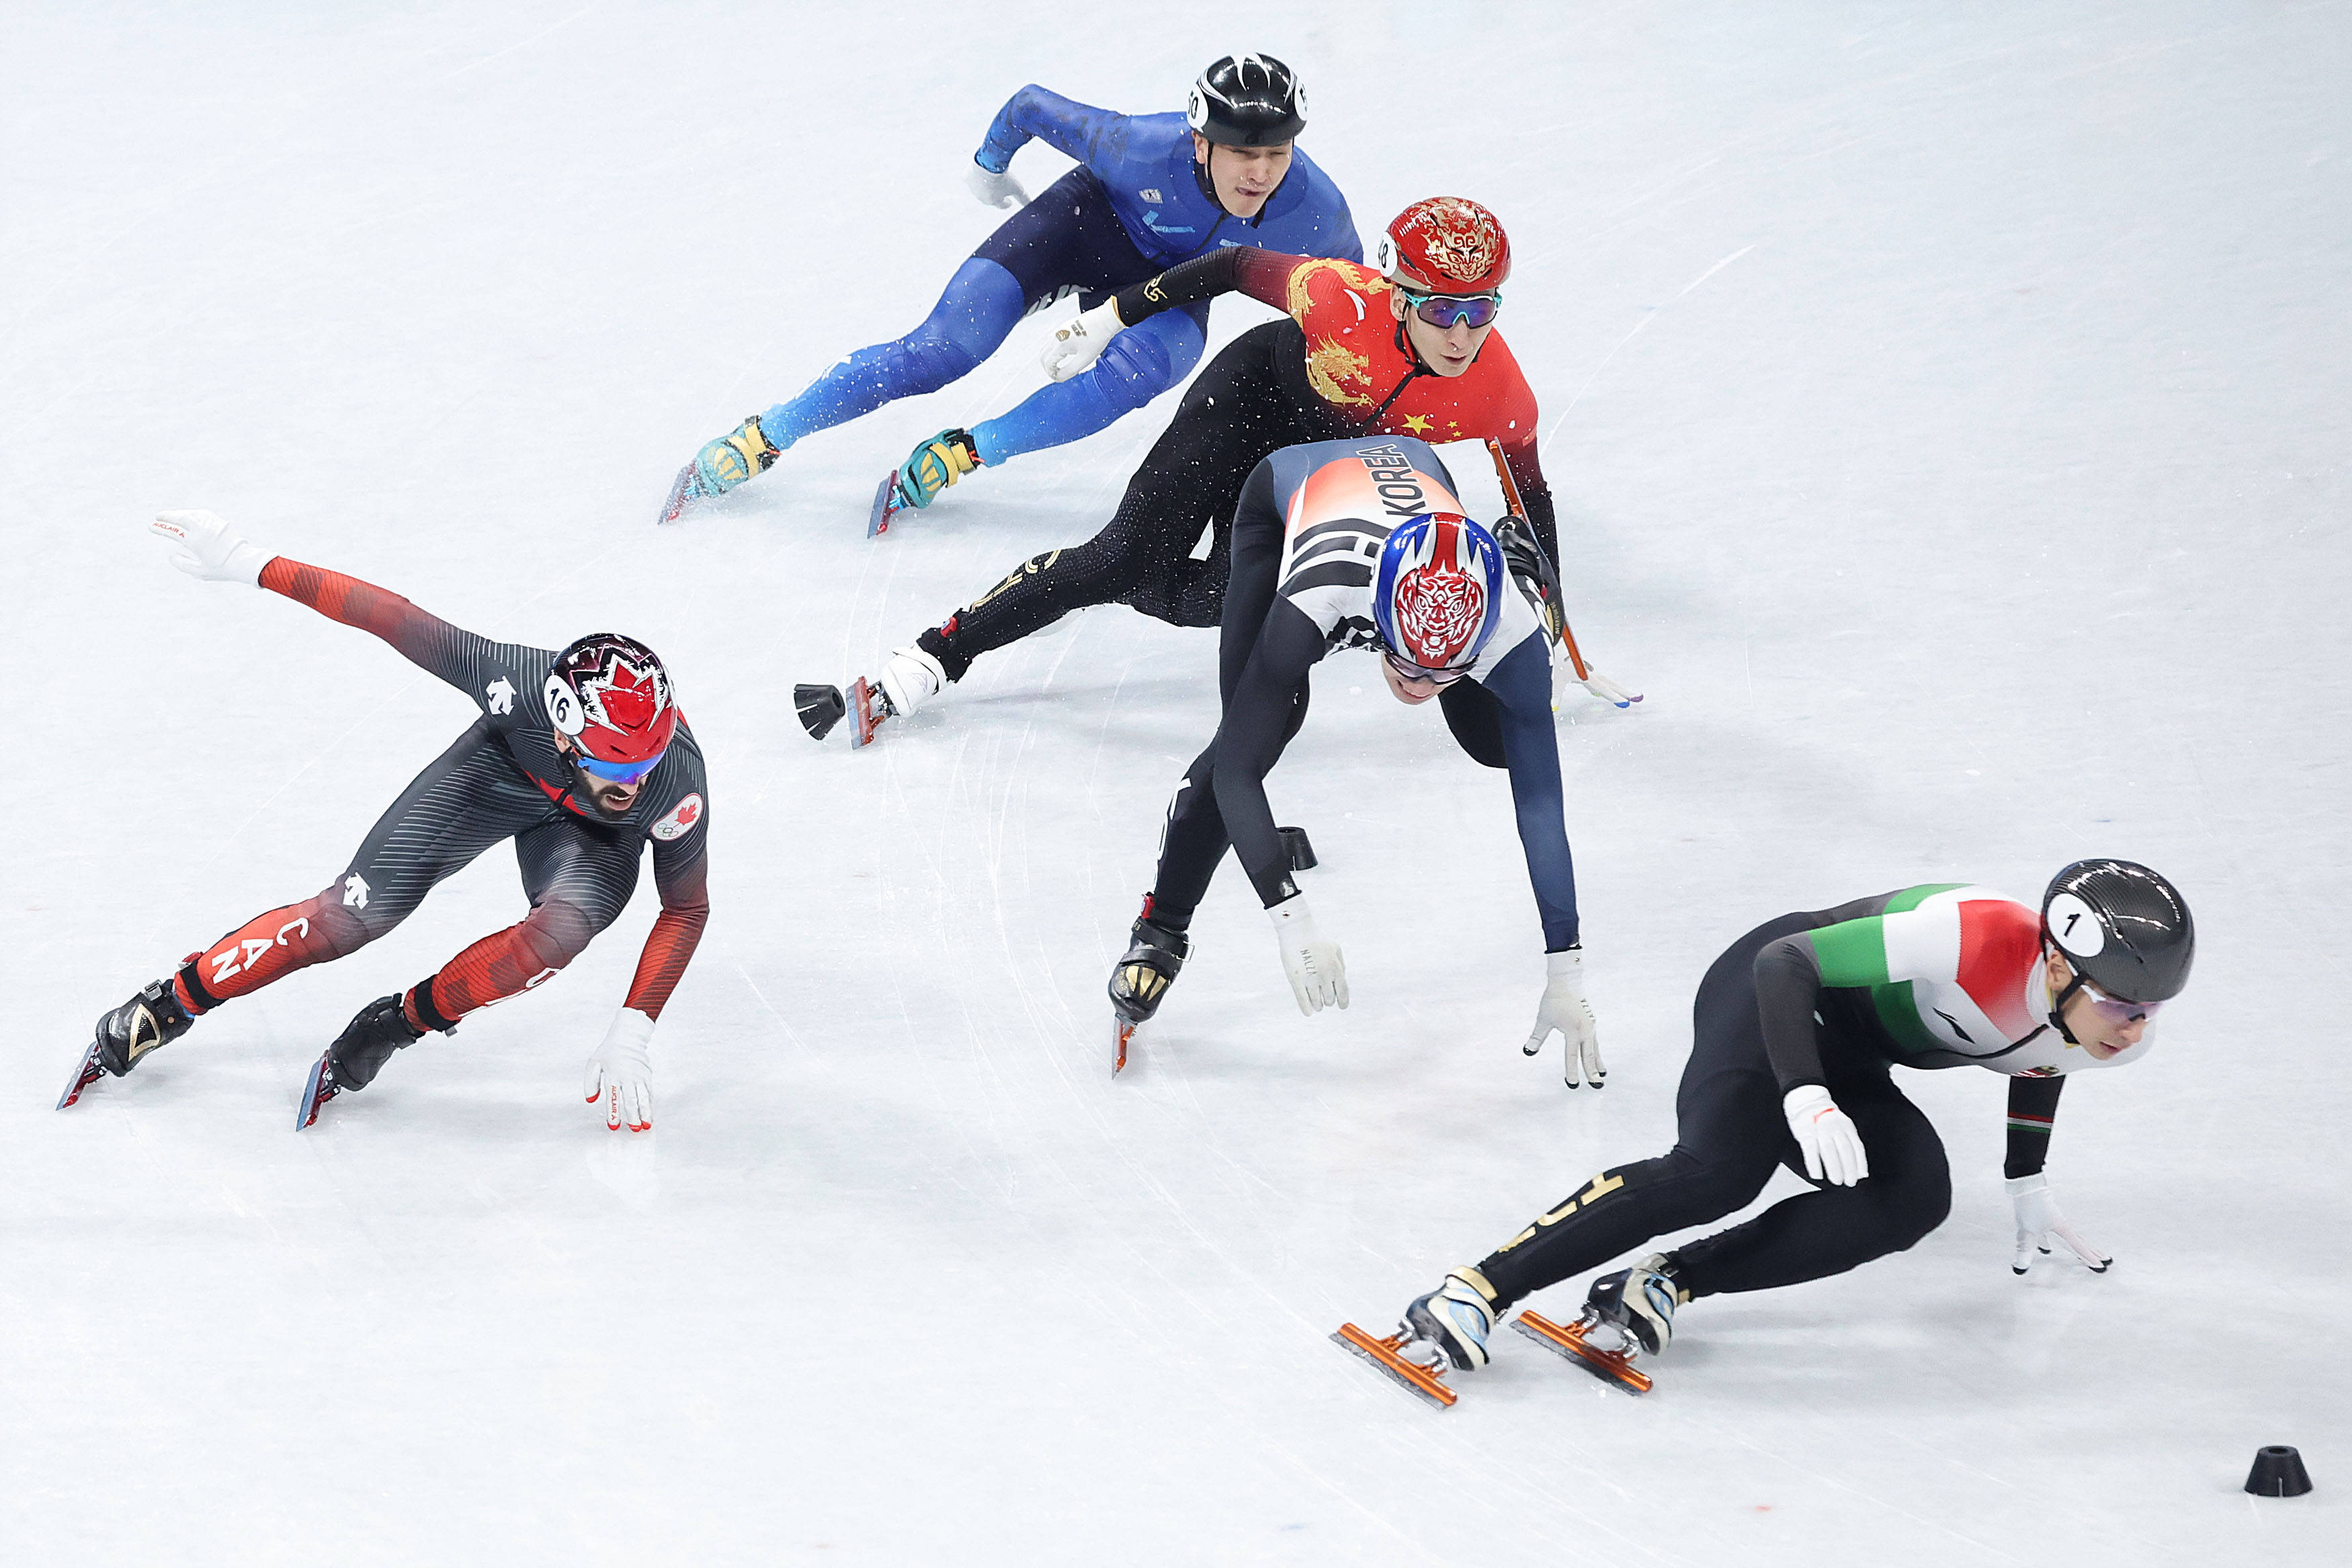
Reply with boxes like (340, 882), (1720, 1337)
(60, 512), (710, 1131)
(1337, 863), (2195, 1405)
(1105, 433), (1601, 1080)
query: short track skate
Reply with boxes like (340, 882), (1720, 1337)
(1331, 1323), (1458, 1409)
(1511, 1308), (1654, 1395)
(1112, 1014), (1136, 1074)
(56, 1039), (106, 1109)
(295, 1048), (341, 1130)
(657, 463), (702, 526)
(868, 471), (909, 537)
(790, 679), (890, 746)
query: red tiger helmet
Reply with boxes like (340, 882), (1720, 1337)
(1374, 197), (1512, 294)
(544, 633), (677, 767)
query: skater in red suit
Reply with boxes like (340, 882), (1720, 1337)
(825, 198), (1630, 738)
(60, 512), (710, 1131)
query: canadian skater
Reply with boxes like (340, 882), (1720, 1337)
(660, 54), (1359, 527)
(60, 513), (711, 1132)
(1340, 863), (2195, 1405)
(828, 195), (1633, 739)
(1104, 433), (1601, 1079)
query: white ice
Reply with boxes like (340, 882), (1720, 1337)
(4, 3), (2348, 1563)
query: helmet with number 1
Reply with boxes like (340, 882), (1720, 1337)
(1187, 54), (1307, 146)
(544, 633), (677, 775)
(2041, 859), (2195, 1005)
(1374, 197), (1512, 295)
(1374, 513), (1507, 673)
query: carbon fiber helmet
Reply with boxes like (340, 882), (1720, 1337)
(1187, 54), (1307, 146)
(2042, 859), (2195, 1004)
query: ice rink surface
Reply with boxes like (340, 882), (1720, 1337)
(5, 2), (2348, 1563)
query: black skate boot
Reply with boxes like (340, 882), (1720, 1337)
(60, 973), (199, 1108)
(296, 994), (423, 1129)
(1107, 901), (1191, 1074)
(1585, 1253), (1687, 1356)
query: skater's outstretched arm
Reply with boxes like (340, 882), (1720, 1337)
(1487, 634), (1580, 953)
(628, 820), (711, 1021)
(1208, 603), (1327, 909)
(151, 512), (543, 711)
(974, 85), (1124, 175)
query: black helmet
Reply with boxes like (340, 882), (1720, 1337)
(1187, 54), (1306, 146)
(2042, 859), (2195, 1004)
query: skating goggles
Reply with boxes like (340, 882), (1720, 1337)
(1396, 286), (1502, 330)
(571, 748), (665, 786)
(1383, 650), (1474, 688)
(2076, 979), (2162, 1026)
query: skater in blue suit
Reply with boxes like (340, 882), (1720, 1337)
(660, 54), (1360, 525)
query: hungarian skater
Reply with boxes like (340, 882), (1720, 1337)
(1337, 861), (2195, 1405)
(823, 196), (1633, 740)
(1102, 433), (1601, 1082)
(661, 54), (1358, 527)
(60, 512), (710, 1132)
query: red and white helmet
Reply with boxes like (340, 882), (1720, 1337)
(544, 633), (677, 769)
(1373, 197), (1512, 294)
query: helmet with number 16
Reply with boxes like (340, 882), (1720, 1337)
(543, 634), (677, 783)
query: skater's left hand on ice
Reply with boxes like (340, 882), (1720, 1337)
(152, 511), (271, 586)
(1267, 894), (1348, 1015)
(2005, 1172), (2110, 1274)
(1041, 299), (1124, 382)
(963, 159), (1029, 210)
(584, 1008), (655, 1132)
(1578, 667), (1642, 709)
(1524, 947), (1605, 1087)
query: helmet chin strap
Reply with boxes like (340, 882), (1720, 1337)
(2044, 941), (2086, 1045)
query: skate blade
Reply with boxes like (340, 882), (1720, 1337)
(847, 676), (888, 748)
(1113, 1014), (1136, 1075)
(295, 1050), (339, 1131)
(1331, 1323), (1457, 1409)
(1511, 1310), (1653, 1395)
(794, 682), (846, 742)
(657, 463), (701, 526)
(868, 472), (904, 537)
(56, 1041), (105, 1110)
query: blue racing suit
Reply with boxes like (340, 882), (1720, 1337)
(758, 86), (1360, 468)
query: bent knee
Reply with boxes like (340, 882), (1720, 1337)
(1091, 329), (1179, 412)
(879, 332), (980, 397)
(1871, 1171), (1953, 1254)
(519, 898), (610, 967)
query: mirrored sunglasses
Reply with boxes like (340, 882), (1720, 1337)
(1384, 651), (1474, 687)
(2078, 979), (2161, 1025)
(1398, 287), (1501, 330)
(572, 750), (665, 785)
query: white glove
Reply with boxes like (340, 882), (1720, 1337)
(964, 159), (1029, 210)
(2005, 1172), (2111, 1274)
(1040, 298), (1124, 382)
(1523, 947), (1605, 1088)
(1783, 1084), (1868, 1186)
(584, 1008), (655, 1132)
(1267, 894), (1347, 1016)
(1579, 666), (1642, 708)
(152, 510), (270, 586)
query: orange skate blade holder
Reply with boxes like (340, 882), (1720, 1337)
(847, 677), (887, 748)
(1512, 1309), (1653, 1394)
(1113, 1015), (1133, 1075)
(1332, 1323), (1458, 1408)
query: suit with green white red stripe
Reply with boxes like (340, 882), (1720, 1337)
(1395, 875), (2191, 1377)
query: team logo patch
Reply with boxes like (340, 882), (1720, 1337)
(651, 793), (704, 842)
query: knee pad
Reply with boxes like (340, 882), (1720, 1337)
(1091, 326), (1178, 413)
(520, 898), (600, 969)
(874, 332), (980, 398)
